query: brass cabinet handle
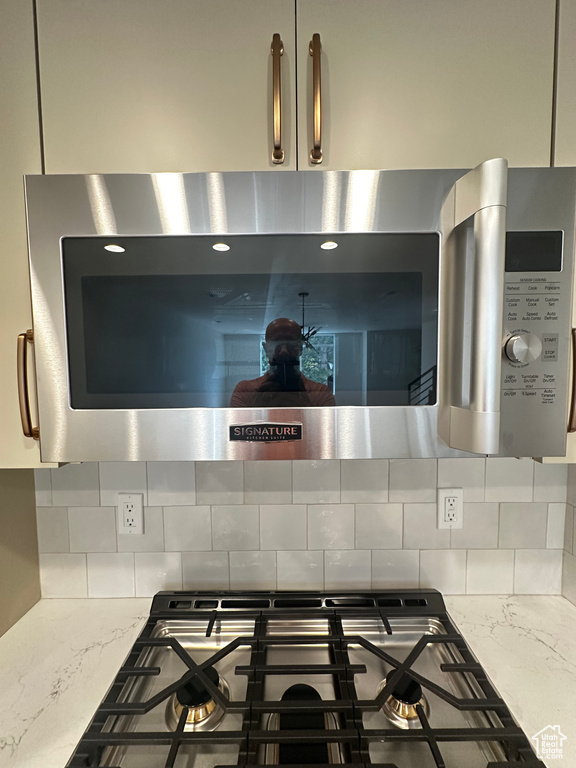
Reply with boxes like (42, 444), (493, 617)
(17, 329), (39, 440)
(568, 329), (576, 432)
(309, 33), (322, 164)
(271, 33), (284, 164)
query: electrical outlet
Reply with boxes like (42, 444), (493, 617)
(437, 488), (463, 529)
(117, 493), (144, 535)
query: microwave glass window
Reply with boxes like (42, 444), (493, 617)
(62, 233), (439, 409)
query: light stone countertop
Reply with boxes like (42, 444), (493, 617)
(0, 595), (574, 768)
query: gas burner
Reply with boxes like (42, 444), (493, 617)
(379, 671), (430, 730)
(165, 666), (229, 731)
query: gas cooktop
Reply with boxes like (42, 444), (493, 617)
(65, 590), (544, 767)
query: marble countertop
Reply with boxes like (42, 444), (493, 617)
(0, 595), (575, 768)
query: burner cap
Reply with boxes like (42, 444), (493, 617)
(388, 672), (422, 705)
(176, 666), (220, 708)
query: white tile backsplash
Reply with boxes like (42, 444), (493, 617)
(37, 507), (69, 553)
(292, 460), (340, 504)
(164, 506), (211, 552)
(147, 462), (195, 506)
(308, 504), (354, 550)
(212, 505), (259, 550)
(68, 507), (117, 553)
(324, 550), (371, 589)
(87, 553), (135, 597)
(277, 551), (324, 589)
(35, 458), (572, 598)
(134, 552), (182, 596)
(99, 462), (147, 506)
(260, 505), (307, 550)
(52, 463), (100, 507)
(355, 504), (402, 549)
(341, 460), (389, 503)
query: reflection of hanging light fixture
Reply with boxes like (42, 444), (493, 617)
(298, 291), (320, 352)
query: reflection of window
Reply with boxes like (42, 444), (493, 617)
(260, 334), (335, 390)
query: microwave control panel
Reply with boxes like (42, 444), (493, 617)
(500, 231), (570, 455)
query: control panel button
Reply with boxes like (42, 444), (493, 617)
(504, 333), (543, 364)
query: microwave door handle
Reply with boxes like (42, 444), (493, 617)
(17, 329), (40, 440)
(568, 329), (576, 432)
(271, 33), (285, 164)
(439, 157), (508, 454)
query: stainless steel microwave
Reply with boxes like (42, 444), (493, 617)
(21, 159), (575, 462)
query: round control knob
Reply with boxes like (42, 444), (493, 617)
(504, 333), (542, 364)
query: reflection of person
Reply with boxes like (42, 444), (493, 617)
(230, 318), (336, 407)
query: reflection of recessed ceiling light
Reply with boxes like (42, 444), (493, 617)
(212, 243), (230, 252)
(320, 241), (338, 250)
(104, 244), (125, 253)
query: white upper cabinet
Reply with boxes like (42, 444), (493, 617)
(0, 1), (48, 467)
(36, 0), (297, 173)
(555, 0), (576, 167)
(296, 0), (557, 170)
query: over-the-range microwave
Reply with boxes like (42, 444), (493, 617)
(20, 159), (576, 462)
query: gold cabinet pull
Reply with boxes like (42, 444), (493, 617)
(309, 33), (322, 164)
(17, 329), (39, 440)
(271, 33), (285, 164)
(568, 329), (576, 432)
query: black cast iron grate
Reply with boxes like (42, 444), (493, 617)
(66, 590), (545, 768)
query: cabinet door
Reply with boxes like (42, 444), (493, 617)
(296, 0), (556, 170)
(37, 0), (296, 173)
(0, 1), (49, 467)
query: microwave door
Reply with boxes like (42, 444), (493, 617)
(438, 158), (508, 455)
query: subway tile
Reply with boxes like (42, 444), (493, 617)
(68, 507), (117, 553)
(212, 505), (259, 550)
(277, 551), (324, 590)
(34, 469), (52, 507)
(485, 458), (533, 502)
(117, 507), (165, 553)
(341, 460), (389, 503)
(466, 550), (514, 594)
(135, 552), (182, 597)
(514, 549), (562, 594)
(438, 458), (485, 502)
(403, 504), (449, 550)
(324, 550), (371, 589)
(229, 551), (276, 590)
(355, 504), (402, 549)
(244, 461), (292, 505)
(533, 462), (567, 502)
(164, 506), (211, 551)
(36, 507), (69, 553)
(147, 462), (195, 506)
(260, 505), (306, 550)
(308, 504), (354, 550)
(419, 550), (466, 594)
(39, 554), (87, 598)
(499, 503), (547, 549)
(99, 462), (147, 506)
(565, 505), (575, 553)
(371, 550), (419, 588)
(450, 503), (499, 549)
(562, 551), (576, 605)
(293, 461), (340, 504)
(51, 463), (100, 507)
(87, 553), (135, 597)
(546, 503), (566, 549)
(389, 459), (436, 503)
(182, 552), (230, 590)
(196, 461), (244, 505)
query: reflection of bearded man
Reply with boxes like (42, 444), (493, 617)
(229, 318), (336, 407)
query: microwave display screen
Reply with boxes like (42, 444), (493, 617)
(62, 233), (439, 409)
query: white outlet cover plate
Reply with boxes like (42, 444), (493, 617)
(437, 487), (463, 529)
(117, 492), (144, 535)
